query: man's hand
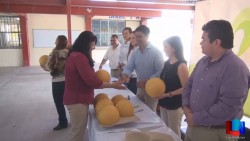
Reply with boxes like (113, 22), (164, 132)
(186, 112), (194, 126)
(118, 63), (125, 69)
(120, 63), (125, 68)
(118, 74), (129, 83)
(183, 106), (192, 115)
(136, 80), (147, 88)
(183, 106), (194, 126)
(99, 65), (102, 69)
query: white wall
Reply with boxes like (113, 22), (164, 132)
(0, 49), (23, 66)
(27, 14), (85, 66)
(126, 21), (140, 31)
(0, 13), (23, 67)
(0, 13), (140, 66)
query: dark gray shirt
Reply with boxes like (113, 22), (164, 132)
(182, 50), (250, 126)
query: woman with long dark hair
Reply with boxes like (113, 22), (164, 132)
(43, 35), (69, 130)
(126, 31), (138, 94)
(63, 31), (125, 141)
(157, 36), (189, 137)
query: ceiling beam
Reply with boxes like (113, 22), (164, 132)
(0, 4), (66, 14)
(71, 0), (194, 11)
(0, 0), (194, 10)
(0, 3), (162, 17)
(0, 0), (65, 6)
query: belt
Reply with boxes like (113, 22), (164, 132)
(111, 69), (118, 71)
(198, 125), (226, 129)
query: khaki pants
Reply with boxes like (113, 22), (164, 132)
(185, 126), (238, 141)
(111, 68), (122, 78)
(137, 88), (158, 112)
(67, 104), (89, 141)
(160, 107), (183, 137)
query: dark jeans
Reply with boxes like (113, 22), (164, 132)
(52, 81), (67, 125)
(126, 78), (137, 94)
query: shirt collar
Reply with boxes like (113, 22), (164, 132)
(125, 40), (130, 44)
(205, 49), (233, 64)
(112, 43), (120, 50)
(138, 42), (152, 53)
(146, 42), (153, 48)
(140, 42), (152, 49)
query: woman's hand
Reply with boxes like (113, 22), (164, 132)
(40, 65), (49, 71)
(156, 93), (171, 99)
(111, 81), (126, 90)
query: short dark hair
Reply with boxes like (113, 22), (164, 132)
(135, 25), (150, 37)
(202, 20), (234, 49)
(123, 27), (132, 34)
(111, 34), (118, 39)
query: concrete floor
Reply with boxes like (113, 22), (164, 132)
(0, 66), (186, 141)
(1, 66), (248, 141)
(0, 66), (71, 141)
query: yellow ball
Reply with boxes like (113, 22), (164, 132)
(97, 105), (120, 125)
(115, 99), (134, 117)
(96, 69), (111, 82)
(39, 55), (48, 67)
(95, 99), (114, 115)
(111, 95), (127, 106)
(95, 93), (109, 103)
(145, 78), (166, 98)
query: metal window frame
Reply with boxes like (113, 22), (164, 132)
(0, 16), (22, 49)
(92, 19), (125, 48)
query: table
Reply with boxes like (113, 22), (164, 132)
(88, 87), (182, 141)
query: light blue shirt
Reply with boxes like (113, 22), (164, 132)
(123, 43), (164, 81)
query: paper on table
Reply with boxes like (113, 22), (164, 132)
(99, 115), (140, 128)
(125, 131), (174, 141)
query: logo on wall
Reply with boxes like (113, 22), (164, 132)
(232, 8), (250, 56)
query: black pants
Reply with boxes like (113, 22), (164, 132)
(127, 78), (137, 94)
(52, 81), (67, 125)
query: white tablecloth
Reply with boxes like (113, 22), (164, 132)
(88, 88), (182, 141)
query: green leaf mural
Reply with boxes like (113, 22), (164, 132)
(232, 8), (250, 56)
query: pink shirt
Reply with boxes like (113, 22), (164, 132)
(63, 51), (103, 105)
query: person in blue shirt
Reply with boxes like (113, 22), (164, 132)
(120, 25), (164, 112)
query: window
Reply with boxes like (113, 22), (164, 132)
(0, 16), (21, 49)
(92, 20), (125, 47)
